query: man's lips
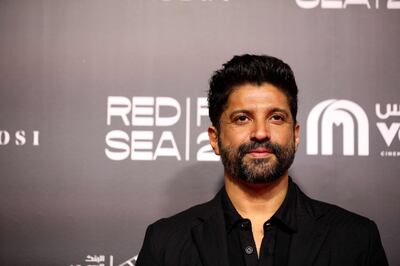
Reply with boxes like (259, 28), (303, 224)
(247, 148), (273, 158)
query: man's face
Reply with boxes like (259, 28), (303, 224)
(208, 83), (300, 184)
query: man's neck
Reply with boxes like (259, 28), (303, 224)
(224, 174), (289, 221)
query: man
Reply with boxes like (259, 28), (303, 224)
(136, 54), (388, 266)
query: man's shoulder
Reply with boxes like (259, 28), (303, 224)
(296, 183), (374, 227)
(301, 190), (377, 233)
(292, 183), (388, 265)
(155, 196), (216, 224)
(146, 192), (221, 240)
(295, 187), (384, 258)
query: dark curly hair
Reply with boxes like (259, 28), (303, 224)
(208, 54), (298, 129)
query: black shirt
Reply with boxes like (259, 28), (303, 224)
(221, 179), (298, 266)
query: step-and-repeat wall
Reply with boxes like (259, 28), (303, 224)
(1, 1), (399, 265)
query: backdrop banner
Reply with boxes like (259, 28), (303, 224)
(0, 1), (399, 265)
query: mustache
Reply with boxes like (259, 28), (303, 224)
(237, 141), (282, 157)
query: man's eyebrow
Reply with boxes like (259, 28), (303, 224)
(229, 107), (290, 116)
(269, 107), (290, 115)
(229, 109), (251, 115)
(228, 109), (252, 118)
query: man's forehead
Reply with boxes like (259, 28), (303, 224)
(224, 83), (291, 112)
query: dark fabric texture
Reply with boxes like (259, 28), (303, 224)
(221, 182), (296, 266)
(136, 179), (388, 266)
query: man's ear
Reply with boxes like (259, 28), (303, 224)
(208, 125), (220, 155)
(294, 122), (300, 150)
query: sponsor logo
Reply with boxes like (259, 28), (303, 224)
(296, 0), (400, 9)
(0, 130), (40, 147)
(105, 96), (219, 161)
(307, 99), (400, 157)
(70, 254), (137, 266)
(376, 103), (400, 157)
(307, 99), (369, 156)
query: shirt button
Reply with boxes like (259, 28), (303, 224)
(240, 220), (250, 229)
(244, 246), (254, 255)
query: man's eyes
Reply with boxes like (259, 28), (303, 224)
(270, 114), (285, 121)
(234, 115), (250, 123)
(232, 113), (286, 124)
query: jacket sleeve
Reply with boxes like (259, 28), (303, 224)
(365, 220), (388, 266)
(135, 224), (160, 266)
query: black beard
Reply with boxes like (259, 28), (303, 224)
(219, 138), (296, 184)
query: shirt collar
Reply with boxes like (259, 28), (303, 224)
(272, 177), (298, 232)
(222, 187), (249, 233)
(221, 177), (298, 233)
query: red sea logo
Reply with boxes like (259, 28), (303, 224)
(307, 99), (369, 156)
(105, 96), (219, 161)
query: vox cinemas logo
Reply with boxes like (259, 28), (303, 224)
(307, 99), (369, 156)
(296, 0), (400, 9)
(105, 96), (219, 161)
(307, 99), (400, 157)
(376, 103), (400, 157)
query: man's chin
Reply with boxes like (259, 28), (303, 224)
(243, 155), (276, 170)
(238, 164), (283, 184)
(238, 173), (282, 185)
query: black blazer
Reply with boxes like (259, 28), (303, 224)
(136, 182), (388, 266)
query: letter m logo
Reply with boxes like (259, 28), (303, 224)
(307, 99), (369, 156)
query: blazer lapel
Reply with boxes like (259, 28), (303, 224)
(288, 216), (330, 266)
(191, 193), (229, 266)
(288, 184), (331, 266)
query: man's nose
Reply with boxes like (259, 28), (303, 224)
(250, 119), (270, 142)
